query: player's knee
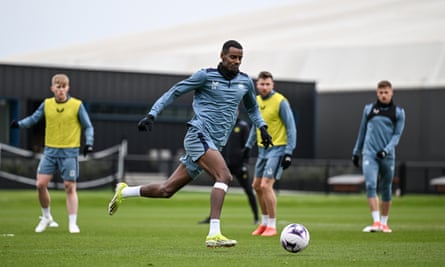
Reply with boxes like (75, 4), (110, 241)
(213, 182), (229, 192)
(35, 180), (47, 190)
(226, 173), (233, 184)
(64, 181), (76, 192)
(215, 172), (232, 185)
(252, 182), (261, 191)
(381, 193), (392, 202)
(381, 185), (392, 201)
(260, 183), (273, 191)
(365, 181), (377, 193)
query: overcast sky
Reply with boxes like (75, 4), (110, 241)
(0, 0), (300, 58)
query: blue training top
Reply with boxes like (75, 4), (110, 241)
(148, 68), (266, 148)
(352, 102), (405, 158)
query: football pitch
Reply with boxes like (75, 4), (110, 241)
(1, 188), (444, 267)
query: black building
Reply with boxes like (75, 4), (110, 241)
(0, 64), (316, 158)
(2, 63), (445, 193)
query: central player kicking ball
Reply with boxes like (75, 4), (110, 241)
(108, 40), (273, 248)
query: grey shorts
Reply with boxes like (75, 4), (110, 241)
(254, 156), (284, 180)
(179, 126), (218, 179)
(37, 155), (79, 181)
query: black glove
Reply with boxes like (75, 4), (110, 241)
(352, 155), (360, 168)
(83, 145), (93, 157)
(376, 150), (387, 159)
(242, 147), (250, 163)
(281, 154), (292, 170)
(259, 126), (273, 149)
(10, 120), (19, 128)
(137, 115), (155, 132)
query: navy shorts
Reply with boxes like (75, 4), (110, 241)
(179, 126), (218, 179)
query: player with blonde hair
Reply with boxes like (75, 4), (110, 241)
(11, 73), (94, 233)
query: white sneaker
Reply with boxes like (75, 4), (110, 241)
(362, 222), (381, 232)
(35, 217), (51, 233)
(49, 220), (59, 228)
(69, 224), (80, 233)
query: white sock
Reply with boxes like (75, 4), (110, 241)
(69, 214), (77, 226)
(208, 219), (221, 236)
(372, 211), (380, 222)
(261, 215), (269, 226)
(267, 218), (276, 228)
(42, 207), (51, 219)
(380, 216), (389, 225)
(122, 186), (141, 197)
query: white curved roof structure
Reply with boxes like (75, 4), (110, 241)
(2, 0), (445, 91)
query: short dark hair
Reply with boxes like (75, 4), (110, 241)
(222, 40), (243, 54)
(258, 71), (273, 80)
(378, 80), (392, 89)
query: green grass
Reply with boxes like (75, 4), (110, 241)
(0, 189), (444, 267)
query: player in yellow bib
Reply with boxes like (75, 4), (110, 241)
(246, 71), (297, 237)
(11, 74), (94, 234)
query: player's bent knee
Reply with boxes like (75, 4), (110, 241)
(260, 184), (273, 191)
(215, 173), (232, 185)
(214, 182), (228, 192)
(252, 183), (261, 191)
(224, 173), (233, 184)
